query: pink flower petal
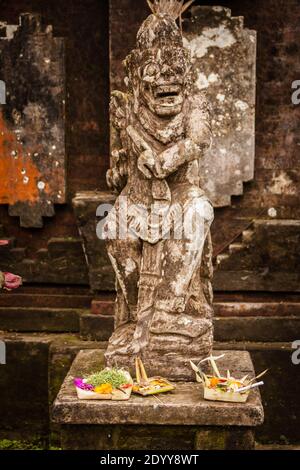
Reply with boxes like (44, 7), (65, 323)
(3, 272), (22, 290)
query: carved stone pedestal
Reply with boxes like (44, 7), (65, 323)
(52, 350), (264, 450)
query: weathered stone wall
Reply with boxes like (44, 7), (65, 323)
(110, 0), (300, 215)
(184, 6), (256, 208)
(108, 0), (300, 292)
(0, 1), (299, 450)
(0, 0), (109, 282)
(0, 13), (66, 228)
(0, 0), (299, 287)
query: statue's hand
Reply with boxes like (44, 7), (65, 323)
(126, 125), (157, 179)
(107, 148), (128, 192)
(106, 167), (127, 192)
(137, 149), (156, 179)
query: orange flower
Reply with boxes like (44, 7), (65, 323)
(94, 383), (113, 394)
(209, 377), (220, 388)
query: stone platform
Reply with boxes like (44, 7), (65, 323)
(52, 349), (264, 450)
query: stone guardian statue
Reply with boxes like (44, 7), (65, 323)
(104, 0), (214, 379)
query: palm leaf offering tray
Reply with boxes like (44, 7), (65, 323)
(132, 358), (175, 396)
(74, 367), (133, 400)
(190, 354), (267, 403)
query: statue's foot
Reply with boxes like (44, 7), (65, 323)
(150, 310), (212, 338)
(105, 322), (149, 360)
(105, 322), (135, 359)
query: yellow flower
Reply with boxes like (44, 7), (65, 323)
(94, 383), (113, 394)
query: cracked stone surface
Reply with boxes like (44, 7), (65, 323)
(183, 6), (256, 207)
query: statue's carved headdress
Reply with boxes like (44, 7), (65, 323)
(146, 0), (194, 21)
(136, 0), (194, 49)
(124, 0), (194, 116)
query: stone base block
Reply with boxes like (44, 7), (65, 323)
(52, 349), (264, 450)
(60, 424), (255, 451)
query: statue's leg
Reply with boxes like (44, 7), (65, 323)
(150, 195), (214, 338)
(130, 240), (164, 354)
(104, 236), (143, 361)
(106, 237), (142, 323)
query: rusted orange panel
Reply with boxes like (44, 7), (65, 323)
(0, 111), (41, 204)
(0, 13), (66, 227)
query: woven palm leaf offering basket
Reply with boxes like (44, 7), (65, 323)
(190, 354), (267, 403)
(132, 358), (175, 396)
(74, 367), (133, 401)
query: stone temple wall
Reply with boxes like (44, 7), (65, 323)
(0, 0), (299, 291)
(0, 0), (299, 450)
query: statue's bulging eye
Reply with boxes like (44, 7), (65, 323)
(143, 63), (159, 78)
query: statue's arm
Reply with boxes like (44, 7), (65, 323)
(153, 95), (212, 179)
(152, 138), (201, 179)
(106, 91), (129, 192)
(106, 127), (128, 192)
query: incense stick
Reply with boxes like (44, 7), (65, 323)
(236, 381), (264, 393)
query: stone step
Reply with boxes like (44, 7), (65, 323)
(214, 302), (300, 317)
(214, 219), (300, 292)
(214, 270), (300, 292)
(0, 238), (88, 286)
(229, 242), (244, 254)
(255, 443), (300, 450)
(2, 308), (298, 341)
(242, 229), (254, 243)
(0, 224), (6, 238)
(1, 293), (299, 339)
(1, 288), (299, 308)
(79, 313), (300, 343)
(0, 307), (86, 332)
(216, 253), (230, 265)
(91, 298), (115, 316)
(214, 316), (300, 342)
(36, 248), (49, 260)
(0, 292), (93, 309)
(91, 298), (300, 318)
(215, 292), (300, 302)
(47, 237), (84, 257)
(80, 313), (114, 341)
(9, 247), (28, 261)
(215, 230), (250, 267)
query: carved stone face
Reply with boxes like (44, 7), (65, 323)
(138, 46), (191, 117)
